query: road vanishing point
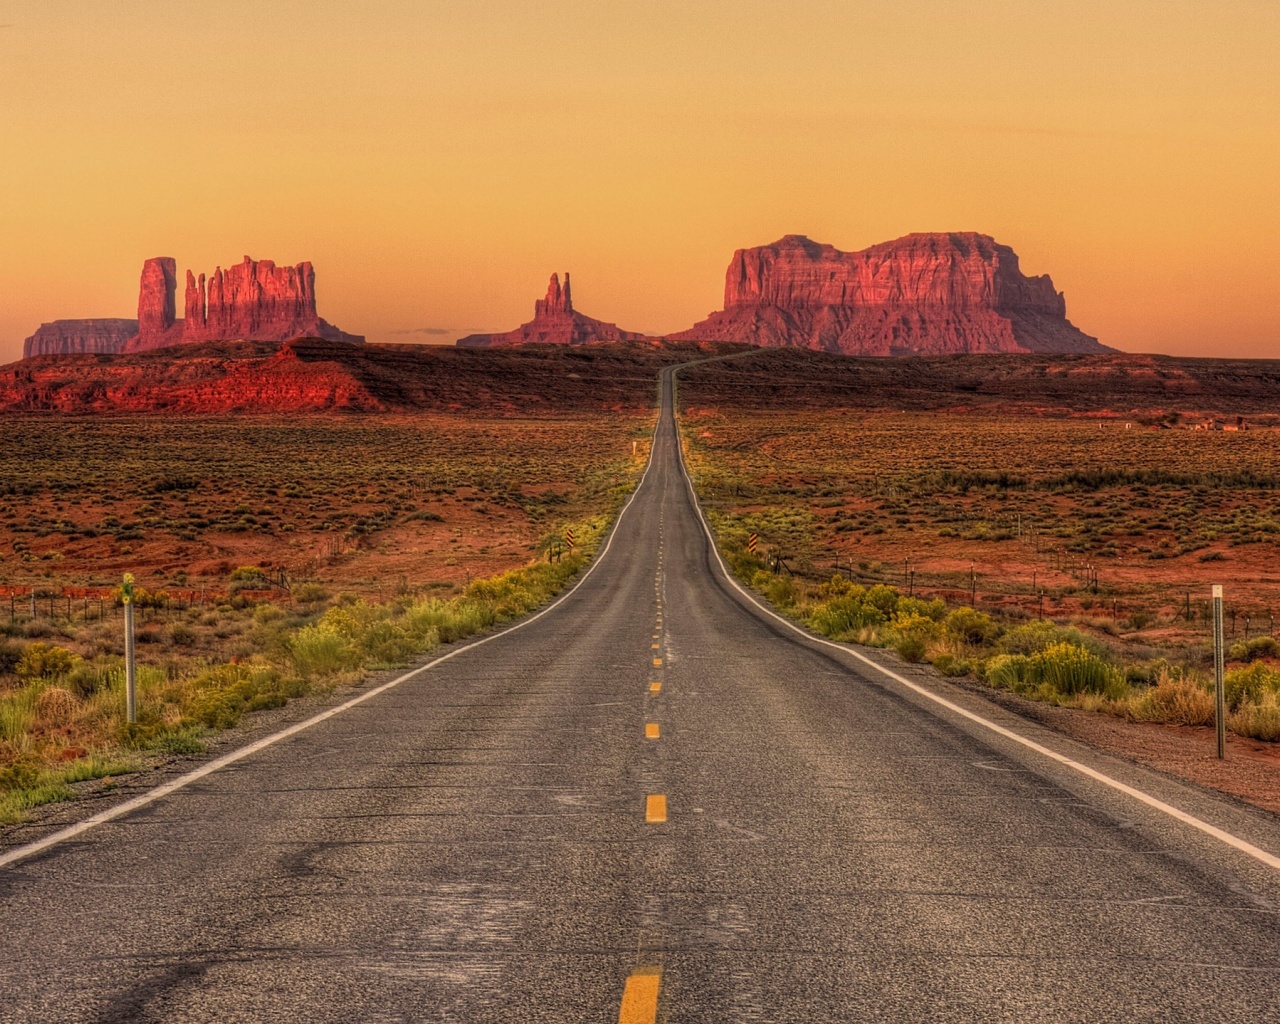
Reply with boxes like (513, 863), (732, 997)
(3, 366), (1280, 1022)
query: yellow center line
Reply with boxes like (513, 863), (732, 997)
(645, 722), (660, 739)
(645, 794), (667, 823)
(618, 969), (661, 1024)
(651, 642), (660, 649)
(649, 682), (661, 693)
(652, 657), (662, 666)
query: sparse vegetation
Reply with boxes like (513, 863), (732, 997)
(690, 407), (1280, 745)
(0, 408), (653, 826)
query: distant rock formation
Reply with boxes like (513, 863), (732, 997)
(670, 233), (1109, 355)
(21, 255), (362, 358)
(22, 319), (140, 359)
(125, 255), (362, 351)
(457, 273), (651, 348)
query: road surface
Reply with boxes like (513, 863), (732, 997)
(2, 365), (1280, 1022)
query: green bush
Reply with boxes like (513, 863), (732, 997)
(1032, 642), (1121, 696)
(289, 625), (358, 677)
(293, 582), (329, 604)
(894, 634), (927, 663)
(0, 642), (20, 676)
(983, 643), (1121, 698)
(15, 642), (77, 681)
(999, 620), (1107, 659)
(1230, 691), (1280, 741)
(1228, 636), (1280, 664)
(985, 653), (1031, 689)
(895, 597), (946, 621)
(1224, 663), (1280, 711)
(945, 607), (1001, 646)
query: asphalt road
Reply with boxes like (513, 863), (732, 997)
(3, 366), (1280, 1022)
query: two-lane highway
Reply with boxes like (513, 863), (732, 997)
(2, 366), (1279, 1022)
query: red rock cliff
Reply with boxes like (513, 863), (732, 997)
(22, 319), (140, 359)
(458, 273), (651, 348)
(672, 233), (1108, 355)
(125, 255), (362, 351)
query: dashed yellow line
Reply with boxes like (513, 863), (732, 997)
(649, 682), (661, 693)
(651, 643), (660, 649)
(645, 794), (667, 823)
(645, 722), (660, 739)
(618, 969), (661, 1024)
(652, 657), (662, 667)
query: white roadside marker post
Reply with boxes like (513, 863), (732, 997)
(1213, 584), (1225, 760)
(123, 573), (137, 726)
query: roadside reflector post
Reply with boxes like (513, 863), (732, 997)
(1213, 584), (1225, 760)
(123, 573), (137, 726)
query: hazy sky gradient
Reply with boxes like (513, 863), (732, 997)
(1, 0), (1276, 361)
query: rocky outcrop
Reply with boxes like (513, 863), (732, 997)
(671, 233), (1109, 355)
(457, 273), (651, 348)
(125, 255), (362, 351)
(21, 255), (362, 359)
(137, 257), (178, 339)
(22, 319), (140, 359)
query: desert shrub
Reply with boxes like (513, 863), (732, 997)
(1228, 636), (1280, 664)
(894, 596), (946, 621)
(894, 634), (927, 663)
(999, 620), (1107, 659)
(170, 623), (197, 647)
(33, 686), (80, 727)
(0, 690), (37, 747)
(1032, 642), (1120, 696)
(982, 644), (1121, 698)
(1126, 669), (1215, 726)
(945, 607), (1001, 646)
(809, 589), (887, 638)
(293, 583), (329, 604)
(890, 611), (942, 665)
(61, 656), (122, 699)
(0, 642), (20, 675)
(289, 625), (358, 678)
(1223, 663), (1280, 711)
(764, 576), (797, 608)
(1229, 691), (1280, 742)
(16, 643), (77, 681)
(985, 653), (1032, 689)
(933, 653), (972, 676)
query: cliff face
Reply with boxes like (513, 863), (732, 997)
(20, 255), (362, 358)
(22, 319), (140, 359)
(672, 233), (1108, 355)
(457, 273), (651, 348)
(126, 255), (362, 351)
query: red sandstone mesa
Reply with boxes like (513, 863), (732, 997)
(457, 273), (651, 347)
(22, 319), (140, 359)
(125, 255), (362, 351)
(22, 256), (362, 357)
(670, 233), (1109, 355)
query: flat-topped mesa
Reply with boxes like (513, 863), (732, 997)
(458, 272), (651, 348)
(124, 255), (362, 352)
(673, 232), (1109, 355)
(22, 319), (140, 359)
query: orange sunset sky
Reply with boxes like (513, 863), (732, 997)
(1, 1), (1276, 363)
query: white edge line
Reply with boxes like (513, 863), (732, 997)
(666, 365), (1280, 874)
(0, 410), (663, 871)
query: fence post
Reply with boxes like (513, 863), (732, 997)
(1213, 585), (1225, 760)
